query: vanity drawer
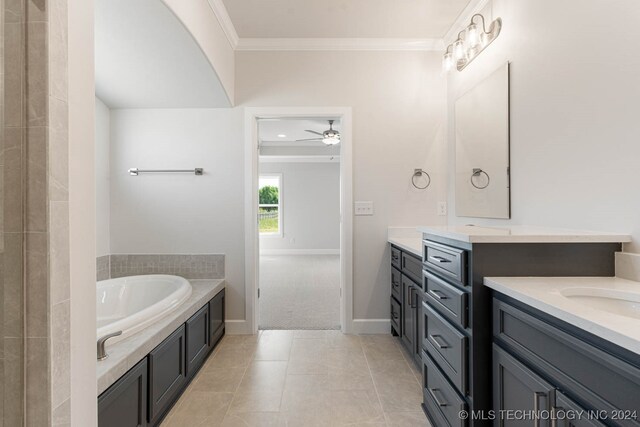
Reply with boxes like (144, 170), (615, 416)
(391, 267), (402, 302)
(390, 297), (401, 334)
(401, 251), (422, 283)
(494, 298), (640, 425)
(423, 240), (467, 286)
(391, 246), (401, 269)
(423, 302), (468, 394)
(423, 271), (468, 329)
(423, 351), (467, 427)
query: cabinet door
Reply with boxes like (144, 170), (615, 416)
(401, 275), (415, 351)
(414, 290), (424, 366)
(98, 358), (148, 427)
(554, 392), (606, 427)
(209, 289), (225, 349)
(186, 304), (209, 378)
(149, 325), (186, 424)
(494, 345), (555, 427)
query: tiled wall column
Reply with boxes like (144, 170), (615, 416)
(3, 0), (71, 425)
(4, 0), (27, 424)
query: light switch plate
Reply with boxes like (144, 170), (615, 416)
(355, 201), (374, 216)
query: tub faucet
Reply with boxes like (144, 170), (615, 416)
(97, 331), (122, 361)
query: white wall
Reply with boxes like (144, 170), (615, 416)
(237, 51), (448, 320)
(95, 97), (110, 257)
(259, 162), (340, 252)
(446, 0), (640, 252)
(109, 108), (246, 319)
(162, 0), (235, 104)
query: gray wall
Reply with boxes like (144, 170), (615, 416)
(259, 162), (340, 253)
(95, 96), (111, 257)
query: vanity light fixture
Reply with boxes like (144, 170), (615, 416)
(443, 13), (502, 72)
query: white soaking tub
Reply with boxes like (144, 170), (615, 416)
(97, 275), (192, 343)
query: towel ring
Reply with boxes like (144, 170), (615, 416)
(470, 168), (490, 189)
(411, 169), (431, 190)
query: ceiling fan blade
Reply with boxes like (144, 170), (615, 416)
(295, 138), (323, 142)
(304, 130), (323, 136)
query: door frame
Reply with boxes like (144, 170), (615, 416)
(244, 107), (353, 334)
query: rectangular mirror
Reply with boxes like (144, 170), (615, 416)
(455, 63), (510, 219)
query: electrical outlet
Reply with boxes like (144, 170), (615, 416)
(355, 201), (374, 216)
(437, 202), (447, 216)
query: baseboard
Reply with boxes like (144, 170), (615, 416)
(225, 320), (252, 335)
(351, 319), (391, 334)
(260, 249), (340, 255)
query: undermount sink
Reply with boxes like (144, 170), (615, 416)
(560, 288), (640, 320)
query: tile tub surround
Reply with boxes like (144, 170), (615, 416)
(96, 255), (110, 281)
(99, 254), (225, 280)
(97, 279), (225, 394)
(484, 276), (640, 354)
(616, 252), (640, 282)
(160, 331), (428, 426)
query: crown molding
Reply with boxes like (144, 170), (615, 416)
(236, 38), (444, 52)
(206, 0), (239, 49)
(443, 0), (492, 44)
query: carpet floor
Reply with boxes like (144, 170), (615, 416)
(259, 255), (340, 330)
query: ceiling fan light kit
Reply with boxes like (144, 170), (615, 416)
(443, 13), (502, 72)
(295, 119), (341, 145)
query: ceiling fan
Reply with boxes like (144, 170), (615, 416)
(296, 120), (341, 145)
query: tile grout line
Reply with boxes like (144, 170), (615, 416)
(361, 339), (391, 427)
(219, 333), (262, 422)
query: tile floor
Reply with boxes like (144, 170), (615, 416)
(161, 330), (429, 426)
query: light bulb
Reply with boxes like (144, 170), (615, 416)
(466, 23), (479, 47)
(442, 52), (453, 71)
(453, 40), (465, 60)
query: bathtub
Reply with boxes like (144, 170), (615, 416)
(97, 275), (192, 344)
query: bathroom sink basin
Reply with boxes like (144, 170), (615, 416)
(560, 288), (640, 320)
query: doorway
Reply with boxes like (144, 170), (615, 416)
(244, 108), (353, 334)
(258, 120), (342, 329)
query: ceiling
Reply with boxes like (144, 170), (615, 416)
(95, 0), (231, 108)
(258, 118), (342, 159)
(221, 0), (472, 39)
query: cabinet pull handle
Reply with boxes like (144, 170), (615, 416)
(429, 289), (448, 300)
(533, 392), (546, 427)
(429, 334), (449, 349)
(429, 255), (451, 264)
(428, 388), (448, 407)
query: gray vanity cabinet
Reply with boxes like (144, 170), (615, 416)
(148, 325), (186, 425)
(390, 246), (429, 367)
(493, 345), (554, 427)
(401, 274), (417, 352)
(419, 234), (622, 427)
(186, 304), (210, 378)
(209, 289), (225, 348)
(98, 358), (148, 427)
(493, 295), (640, 427)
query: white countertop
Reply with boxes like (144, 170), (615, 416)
(484, 276), (640, 354)
(97, 279), (225, 395)
(388, 237), (422, 257)
(387, 227), (423, 257)
(419, 225), (631, 243)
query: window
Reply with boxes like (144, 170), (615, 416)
(259, 174), (282, 236)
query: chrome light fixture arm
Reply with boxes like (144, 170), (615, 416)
(442, 13), (502, 72)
